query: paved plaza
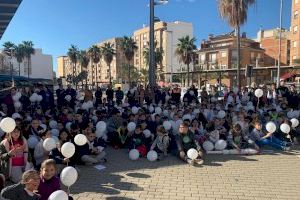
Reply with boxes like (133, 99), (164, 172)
(70, 146), (300, 200)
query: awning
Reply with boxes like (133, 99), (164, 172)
(280, 72), (296, 81)
(0, 0), (22, 39)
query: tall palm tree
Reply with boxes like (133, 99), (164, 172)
(119, 36), (138, 86)
(78, 50), (90, 88)
(67, 45), (79, 85)
(218, 0), (255, 89)
(143, 41), (164, 81)
(14, 44), (25, 76)
(87, 45), (101, 87)
(175, 36), (197, 87)
(3, 42), (16, 77)
(101, 42), (115, 84)
(22, 41), (35, 78)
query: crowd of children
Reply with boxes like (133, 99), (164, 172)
(0, 80), (299, 199)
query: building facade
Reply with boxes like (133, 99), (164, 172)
(256, 28), (290, 66)
(290, 0), (300, 64)
(57, 38), (129, 87)
(198, 33), (266, 86)
(133, 21), (193, 82)
(1, 48), (53, 80)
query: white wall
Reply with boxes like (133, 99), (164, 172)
(10, 48), (53, 80)
(165, 21), (194, 81)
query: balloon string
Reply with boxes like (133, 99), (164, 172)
(68, 186), (70, 195)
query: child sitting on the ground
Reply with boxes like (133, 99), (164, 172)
(38, 159), (73, 200)
(1, 170), (40, 200)
(129, 125), (147, 157)
(77, 131), (106, 165)
(150, 126), (170, 157)
(176, 122), (203, 165)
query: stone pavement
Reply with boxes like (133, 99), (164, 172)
(70, 147), (300, 200)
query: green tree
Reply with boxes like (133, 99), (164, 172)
(218, 0), (255, 89)
(143, 41), (164, 82)
(175, 36), (197, 87)
(22, 41), (35, 78)
(87, 45), (101, 87)
(2, 42), (16, 77)
(14, 44), (25, 76)
(119, 36), (138, 86)
(140, 68), (149, 86)
(67, 45), (79, 85)
(101, 42), (115, 84)
(78, 50), (90, 87)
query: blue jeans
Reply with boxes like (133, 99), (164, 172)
(256, 136), (286, 150)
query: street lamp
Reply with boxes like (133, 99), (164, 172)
(149, 0), (168, 88)
(277, 0), (283, 87)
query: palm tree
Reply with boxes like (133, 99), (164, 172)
(175, 36), (197, 87)
(101, 42), (115, 84)
(119, 36), (138, 86)
(3, 42), (16, 77)
(22, 41), (35, 78)
(14, 44), (25, 76)
(87, 45), (101, 87)
(67, 45), (79, 85)
(78, 50), (90, 88)
(218, 0), (255, 89)
(143, 41), (164, 81)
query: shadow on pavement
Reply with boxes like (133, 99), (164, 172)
(106, 197), (136, 200)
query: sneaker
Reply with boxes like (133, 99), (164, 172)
(194, 159), (204, 165)
(187, 159), (195, 165)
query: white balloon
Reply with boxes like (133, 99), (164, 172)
(189, 90), (195, 96)
(129, 149), (139, 160)
(50, 129), (59, 137)
(27, 136), (39, 149)
(74, 134), (88, 146)
(14, 101), (21, 109)
(132, 106), (139, 114)
(163, 121), (172, 131)
(255, 89), (263, 98)
(0, 117), (16, 133)
(60, 166), (78, 187)
(49, 120), (58, 129)
(217, 110), (226, 119)
(287, 111), (294, 119)
(149, 106), (154, 113)
(43, 138), (57, 151)
(65, 122), (72, 131)
(155, 107), (162, 115)
(182, 114), (192, 121)
(40, 124), (47, 130)
(61, 142), (75, 158)
(215, 140), (227, 150)
(147, 150), (158, 162)
(12, 113), (21, 119)
(65, 95), (72, 102)
(280, 123), (291, 134)
(29, 95), (36, 102)
(290, 118), (299, 128)
(202, 141), (214, 151)
(143, 129), (151, 138)
(12, 95), (19, 102)
(163, 110), (169, 117)
(37, 95), (43, 102)
(48, 190), (68, 200)
(96, 129), (107, 139)
(187, 148), (199, 160)
(127, 122), (136, 132)
(266, 122), (277, 133)
(96, 121), (106, 132)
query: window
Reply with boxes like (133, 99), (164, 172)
(209, 53), (217, 63)
(294, 10), (299, 19)
(293, 41), (298, 48)
(294, 26), (298, 34)
(221, 51), (227, 58)
(199, 54), (205, 63)
(293, 55), (297, 60)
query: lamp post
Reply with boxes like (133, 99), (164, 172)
(277, 0), (283, 87)
(149, 0), (168, 88)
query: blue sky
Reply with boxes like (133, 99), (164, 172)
(0, 0), (292, 72)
